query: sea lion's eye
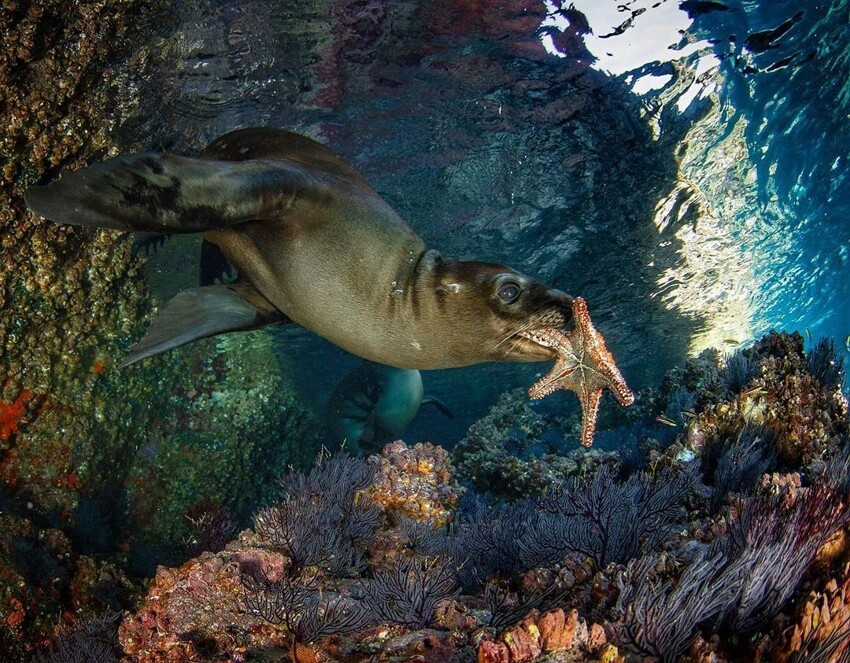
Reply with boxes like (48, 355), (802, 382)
(498, 282), (521, 303)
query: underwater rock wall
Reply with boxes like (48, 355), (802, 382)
(0, 3), (324, 656)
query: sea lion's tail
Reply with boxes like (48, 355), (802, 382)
(24, 154), (299, 233)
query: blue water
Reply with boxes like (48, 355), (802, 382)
(135, 0), (850, 445)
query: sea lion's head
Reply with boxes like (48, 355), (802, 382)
(423, 253), (573, 366)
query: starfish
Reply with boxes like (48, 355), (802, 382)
(521, 297), (634, 447)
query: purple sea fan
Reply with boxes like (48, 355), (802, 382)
(613, 552), (744, 663)
(253, 452), (382, 576)
(719, 480), (850, 632)
(243, 569), (371, 645)
(614, 478), (850, 661)
(535, 463), (699, 568)
(360, 556), (458, 629)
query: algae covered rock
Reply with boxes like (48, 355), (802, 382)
(0, 1), (325, 653)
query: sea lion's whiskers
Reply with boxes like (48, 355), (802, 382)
(492, 302), (557, 351)
(493, 321), (534, 351)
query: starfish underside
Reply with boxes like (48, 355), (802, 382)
(521, 297), (634, 447)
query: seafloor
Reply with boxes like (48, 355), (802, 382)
(1, 1), (849, 662)
(13, 331), (850, 662)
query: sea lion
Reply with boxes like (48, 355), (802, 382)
(25, 128), (573, 371)
(327, 360), (454, 453)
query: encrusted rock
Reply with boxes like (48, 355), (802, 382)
(477, 608), (600, 663)
(371, 440), (464, 526)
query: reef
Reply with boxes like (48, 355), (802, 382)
(41, 330), (846, 662)
(452, 389), (620, 500)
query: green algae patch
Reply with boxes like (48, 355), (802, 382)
(120, 332), (322, 562)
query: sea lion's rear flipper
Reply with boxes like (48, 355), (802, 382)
(421, 396), (455, 420)
(120, 283), (289, 368)
(24, 154), (300, 233)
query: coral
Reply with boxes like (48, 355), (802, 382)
(613, 552), (743, 663)
(806, 337), (846, 393)
(110, 368), (850, 662)
(719, 350), (760, 395)
(254, 452), (381, 576)
(243, 568), (370, 648)
(659, 348), (723, 402)
(360, 557), (458, 629)
(33, 613), (122, 663)
(117, 443), (472, 660)
(763, 561), (850, 663)
(397, 514), (449, 557)
(447, 497), (533, 589)
(483, 568), (581, 631)
(719, 481), (850, 632)
(683, 332), (848, 466)
(704, 426), (778, 513)
(452, 389), (618, 499)
(183, 503), (239, 557)
(119, 549), (288, 660)
(477, 608), (613, 663)
(532, 463), (699, 568)
(371, 440), (465, 525)
(613, 474), (850, 661)
(0, 385), (35, 441)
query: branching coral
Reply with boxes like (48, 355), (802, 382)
(535, 463), (699, 568)
(397, 513), (448, 557)
(360, 556), (458, 629)
(254, 452), (381, 576)
(719, 350), (760, 394)
(243, 569), (370, 645)
(614, 551), (743, 662)
(111, 375), (850, 661)
(684, 331), (849, 466)
(446, 497), (531, 588)
(614, 475), (850, 661)
(398, 461), (698, 597)
(33, 613), (122, 663)
(719, 481), (850, 632)
(484, 575), (573, 630)
(775, 561), (850, 663)
(705, 426), (778, 513)
(806, 338), (846, 393)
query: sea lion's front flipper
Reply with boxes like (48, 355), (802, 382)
(25, 154), (300, 233)
(421, 396), (455, 420)
(120, 283), (289, 368)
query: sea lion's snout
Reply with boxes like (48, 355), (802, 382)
(487, 272), (575, 363)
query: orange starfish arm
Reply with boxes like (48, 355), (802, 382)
(579, 387), (603, 447)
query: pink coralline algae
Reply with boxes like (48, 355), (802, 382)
(477, 608), (617, 663)
(119, 549), (291, 661)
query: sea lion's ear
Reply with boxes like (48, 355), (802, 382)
(435, 282), (462, 296)
(120, 283), (289, 367)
